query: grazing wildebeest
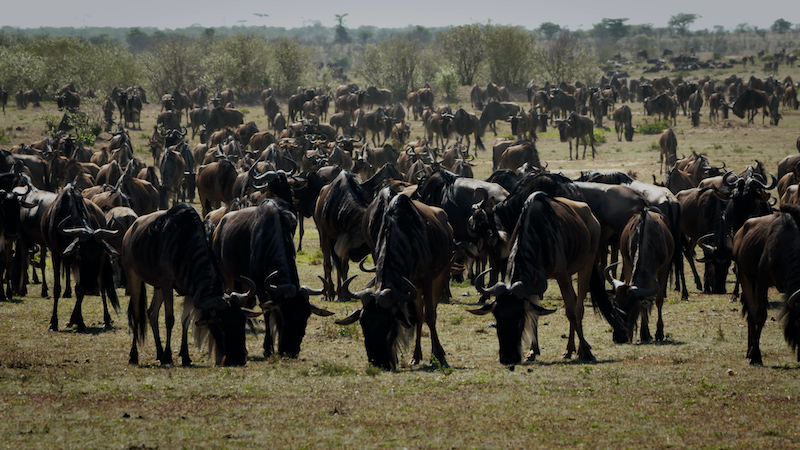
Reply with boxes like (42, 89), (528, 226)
(613, 105), (634, 142)
(478, 101), (520, 136)
(605, 208), (675, 343)
(213, 197), (333, 358)
(336, 194), (453, 370)
(41, 184), (120, 331)
(123, 204), (257, 366)
(469, 192), (628, 364)
(314, 164), (402, 301)
(205, 107), (244, 136)
(733, 204), (800, 365)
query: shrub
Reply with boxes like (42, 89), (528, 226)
(637, 120), (670, 135)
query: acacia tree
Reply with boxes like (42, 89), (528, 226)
(669, 13), (700, 36)
(438, 24), (485, 85)
(771, 19), (793, 34)
(483, 25), (534, 87)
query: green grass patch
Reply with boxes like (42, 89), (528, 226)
(636, 119), (670, 135)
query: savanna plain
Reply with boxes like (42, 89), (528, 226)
(1, 59), (800, 449)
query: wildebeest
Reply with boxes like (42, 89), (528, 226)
(336, 194), (453, 370)
(605, 208), (675, 342)
(213, 197), (333, 358)
(189, 107), (210, 140)
(644, 92), (677, 125)
(314, 164), (402, 301)
(733, 204), (800, 365)
(450, 108), (484, 151)
(469, 192), (628, 364)
(732, 89), (769, 124)
(205, 107), (244, 137)
(57, 91), (81, 112)
(478, 101), (520, 136)
(123, 204), (257, 366)
(41, 185), (120, 331)
(659, 128), (678, 174)
(556, 112), (596, 160)
(197, 157), (239, 217)
(612, 105), (634, 142)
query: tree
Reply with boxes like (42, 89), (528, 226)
(592, 18), (629, 40)
(668, 13), (700, 36)
(483, 25), (535, 87)
(538, 22), (562, 40)
(269, 37), (312, 95)
(356, 39), (421, 100)
(335, 13), (350, 44)
(771, 19), (793, 34)
(531, 32), (599, 85)
(438, 24), (485, 85)
(126, 27), (150, 53)
(140, 34), (202, 96)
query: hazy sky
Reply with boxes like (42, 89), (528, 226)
(3, 0), (790, 31)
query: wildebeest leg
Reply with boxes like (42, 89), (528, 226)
(428, 275), (449, 367)
(639, 301), (652, 343)
(161, 288), (175, 366)
(127, 273), (145, 365)
(742, 280), (767, 365)
(319, 236), (336, 301)
(655, 295), (665, 342)
(149, 288), (166, 363)
(297, 215), (305, 252)
(63, 266), (72, 298)
(67, 292), (86, 331)
(557, 274), (593, 361)
(49, 255), (62, 331)
(179, 300), (193, 366)
(682, 239), (703, 291)
(410, 296), (425, 366)
(569, 141), (574, 161)
(263, 311), (275, 358)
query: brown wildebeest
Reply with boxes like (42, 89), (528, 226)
(733, 204), (800, 365)
(556, 112), (596, 160)
(659, 128), (677, 174)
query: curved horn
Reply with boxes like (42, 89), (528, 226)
(721, 170), (738, 187)
(630, 271), (659, 298)
(787, 288), (800, 310)
(604, 262), (626, 290)
(341, 274), (361, 299)
(474, 268), (507, 296)
(399, 276), (417, 302)
(359, 256), (376, 273)
(264, 270), (297, 298)
(754, 173), (778, 191)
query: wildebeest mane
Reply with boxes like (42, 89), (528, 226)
(496, 173), (583, 232)
(376, 195), (429, 288)
(506, 193), (562, 287)
(251, 199), (299, 288)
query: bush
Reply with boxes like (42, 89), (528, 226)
(637, 120), (670, 135)
(37, 111), (103, 146)
(593, 129), (607, 145)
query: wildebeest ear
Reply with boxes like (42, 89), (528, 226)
(334, 309), (361, 325)
(467, 302), (494, 316)
(395, 308), (413, 329)
(62, 237), (80, 257)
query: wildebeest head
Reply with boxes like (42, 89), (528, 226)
(469, 268), (555, 365)
(195, 281), (257, 366)
(624, 122), (635, 142)
(336, 275), (416, 370)
(604, 262), (658, 343)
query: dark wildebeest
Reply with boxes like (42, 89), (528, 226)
(288, 89), (315, 122)
(189, 86), (207, 107)
(659, 128), (678, 174)
(478, 101), (520, 136)
(732, 89), (769, 124)
(676, 187), (730, 294)
(470, 84), (483, 110)
(123, 203), (257, 366)
(263, 95), (280, 126)
(156, 111), (182, 131)
(499, 140), (541, 172)
(644, 92), (677, 125)
(365, 86), (393, 109)
(612, 105), (634, 142)
(450, 108), (484, 151)
(57, 91), (81, 112)
(556, 112), (596, 160)
(159, 149), (186, 209)
(733, 204), (800, 365)
(336, 194), (453, 370)
(605, 208), (675, 343)
(205, 107), (244, 137)
(336, 91), (366, 118)
(0, 86), (7, 115)
(314, 164), (402, 301)
(213, 197), (333, 358)
(189, 107), (210, 140)
(41, 185), (120, 331)
(469, 192), (628, 364)
(689, 91), (703, 127)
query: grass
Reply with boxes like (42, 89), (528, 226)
(2, 59), (800, 447)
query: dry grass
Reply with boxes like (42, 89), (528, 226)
(2, 61), (800, 448)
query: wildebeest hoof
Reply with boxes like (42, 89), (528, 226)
(525, 351), (537, 362)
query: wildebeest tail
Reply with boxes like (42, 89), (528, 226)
(781, 293), (800, 361)
(103, 259), (121, 313)
(589, 265), (629, 343)
(474, 133), (484, 151)
(128, 280), (147, 343)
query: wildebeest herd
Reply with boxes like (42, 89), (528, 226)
(1, 70), (800, 372)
